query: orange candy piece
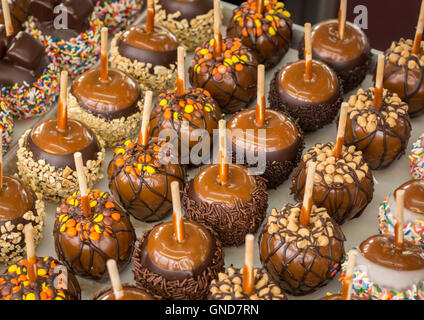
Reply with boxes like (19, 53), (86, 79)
(89, 232), (100, 242)
(66, 227), (77, 238)
(235, 64), (244, 71)
(105, 202), (115, 209)
(66, 219), (76, 228)
(111, 212), (121, 221)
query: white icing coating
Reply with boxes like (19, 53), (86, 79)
(388, 194), (423, 225)
(356, 250), (424, 292)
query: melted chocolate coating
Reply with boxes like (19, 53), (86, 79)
(291, 143), (374, 224)
(0, 256), (81, 300)
(259, 202), (346, 296)
(360, 234), (424, 271)
(383, 40), (424, 117)
(140, 220), (214, 281)
(54, 191), (136, 280)
(108, 139), (185, 222)
(298, 19), (371, 92)
(72, 67), (141, 121)
(395, 179), (424, 215)
(133, 221), (225, 300)
(227, 0), (292, 68)
(93, 284), (154, 300)
(158, 0), (213, 22)
(26, 118), (101, 170)
(269, 59), (342, 132)
(344, 89), (411, 170)
(0, 175), (34, 221)
(117, 24), (178, 68)
(189, 37), (258, 114)
(36, 20), (82, 41)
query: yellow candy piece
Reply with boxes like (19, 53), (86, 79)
(240, 55), (248, 63)
(60, 224), (66, 232)
(205, 106), (211, 112)
(137, 164), (143, 171)
(58, 292), (66, 298)
(209, 39), (215, 46)
(173, 112), (179, 120)
(43, 257), (49, 261)
(54, 296), (64, 300)
(23, 281), (29, 287)
(37, 269), (47, 276)
(116, 148), (125, 155)
(184, 104), (194, 113)
(159, 99), (167, 107)
(8, 265), (17, 273)
(93, 214), (103, 223)
(268, 9), (275, 14)
(269, 27), (277, 36)
(283, 10), (291, 18)
(146, 166), (156, 174)
(94, 225), (101, 234)
(16, 267), (21, 275)
(199, 48), (209, 55)
(224, 58), (233, 66)
(232, 55), (240, 64)
(255, 20), (261, 28)
(26, 293), (36, 300)
(276, 2), (284, 8)
(90, 200), (97, 208)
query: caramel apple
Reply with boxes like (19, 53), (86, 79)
(298, 19), (371, 92)
(228, 65), (303, 188)
(189, 37), (258, 114)
(108, 138), (185, 222)
(110, 1), (179, 95)
(17, 118), (104, 202)
(0, 175), (45, 264)
(344, 88), (411, 170)
(133, 220), (224, 300)
(269, 23), (342, 132)
(291, 143), (374, 224)
(0, 256), (81, 300)
(69, 28), (144, 148)
(183, 163), (268, 246)
(259, 203), (346, 295)
(227, 0), (292, 68)
(53, 189), (136, 280)
(344, 234), (424, 300)
(92, 283), (154, 300)
(154, 0), (214, 52)
(379, 179), (424, 247)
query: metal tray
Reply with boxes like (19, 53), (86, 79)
(3, 2), (423, 300)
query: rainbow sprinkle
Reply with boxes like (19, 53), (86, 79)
(0, 101), (14, 152)
(1, 48), (60, 120)
(25, 15), (102, 79)
(94, 0), (143, 34)
(378, 194), (424, 247)
(409, 134), (424, 179)
(341, 255), (424, 300)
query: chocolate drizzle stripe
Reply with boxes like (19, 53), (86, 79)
(259, 203), (345, 296)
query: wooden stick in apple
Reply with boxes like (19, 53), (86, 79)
(74, 152), (91, 218)
(138, 91), (153, 146)
(218, 119), (228, 185)
(304, 23), (313, 81)
(255, 64), (266, 127)
(106, 259), (125, 300)
(412, 0), (424, 54)
(334, 103), (348, 160)
(242, 234), (255, 295)
(23, 224), (37, 284)
(171, 181), (185, 243)
(300, 161), (316, 227)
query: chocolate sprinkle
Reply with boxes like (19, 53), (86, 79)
(182, 175), (268, 247)
(132, 222), (225, 300)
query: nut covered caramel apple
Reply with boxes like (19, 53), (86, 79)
(259, 203), (345, 296)
(108, 138), (185, 222)
(379, 179), (424, 247)
(149, 87), (222, 165)
(69, 67), (143, 147)
(227, 0), (292, 68)
(183, 163), (268, 246)
(133, 220), (224, 300)
(209, 266), (287, 300)
(0, 175), (45, 265)
(17, 118), (105, 202)
(92, 283), (155, 300)
(0, 256), (81, 300)
(189, 37), (258, 114)
(268, 59), (342, 132)
(298, 20), (371, 92)
(383, 39), (424, 117)
(53, 190), (136, 280)
(154, 0), (214, 52)
(291, 143), (374, 224)
(344, 88), (411, 170)
(110, 22), (179, 95)
(227, 108), (303, 189)
(343, 235), (424, 300)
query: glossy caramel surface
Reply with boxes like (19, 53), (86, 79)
(0, 175), (33, 220)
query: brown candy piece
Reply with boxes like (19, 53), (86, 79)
(28, 0), (55, 22)
(6, 31), (45, 70)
